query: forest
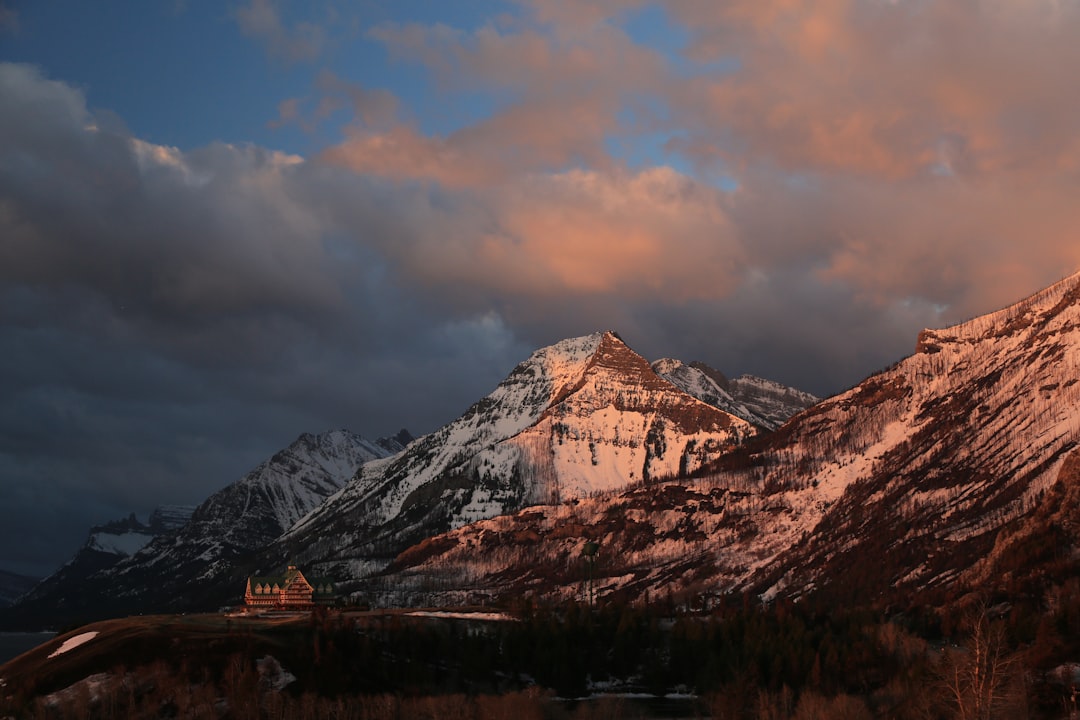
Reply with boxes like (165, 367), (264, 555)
(5, 579), (1080, 719)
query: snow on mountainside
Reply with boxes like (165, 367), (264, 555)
(83, 507), (196, 558)
(753, 270), (1080, 601)
(385, 272), (1080, 607)
(107, 430), (401, 591)
(652, 359), (818, 430)
(2, 507), (196, 621)
(2, 430), (402, 626)
(278, 332), (756, 584)
(86, 531), (154, 557)
(180, 429), (394, 543)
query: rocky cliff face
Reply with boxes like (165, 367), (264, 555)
(652, 359), (818, 430)
(277, 332), (757, 586)
(383, 273), (1080, 607)
(751, 271), (1080, 603)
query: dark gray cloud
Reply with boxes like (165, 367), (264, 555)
(4, 0), (1080, 585)
(0, 63), (533, 576)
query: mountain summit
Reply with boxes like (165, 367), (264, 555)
(277, 331), (757, 591)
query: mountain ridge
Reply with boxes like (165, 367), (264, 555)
(276, 331), (761, 591)
(0, 429), (407, 628)
(1, 332), (820, 626)
(378, 271), (1080, 608)
(653, 358), (818, 430)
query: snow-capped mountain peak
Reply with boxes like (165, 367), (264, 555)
(278, 331), (758, 585)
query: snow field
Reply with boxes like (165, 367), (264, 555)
(47, 631), (99, 659)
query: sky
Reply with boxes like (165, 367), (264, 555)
(2, 0), (1080, 579)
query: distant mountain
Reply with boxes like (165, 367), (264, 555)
(652, 359), (818, 430)
(1, 430), (407, 628)
(2, 506), (195, 621)
(274, 331), (757, 595)
(382, 272), (1080, 608)
(0, 570), (39, 609)
(85, 507), (195, 557)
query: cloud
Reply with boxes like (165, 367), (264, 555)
(327, 0), (1080, 327)
(234, 0), (327, 62)
(348, 17), (667, 186)
(405, 166), (742, 302)
(648, 0), (1080, 318)
(512, 0), (647, 29)
(271, 71), (401, 134)
(6, 0), (1080, 576)
(0, 63), (537, 574)
(0, 65), (341, 330)
(665, 0), (1080, 177)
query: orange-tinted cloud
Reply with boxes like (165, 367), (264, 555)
(319, 0), (1080, 346)
(668, 0), (1080, 177)
(428, 167), (741, 300)
(321, 125), (497, 188)
(332, 17), (665, 187)
(320, 95), (616, 188)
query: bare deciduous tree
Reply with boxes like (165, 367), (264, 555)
(940, 604), (1025, 720)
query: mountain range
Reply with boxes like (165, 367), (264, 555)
(1, 333), (812, 627)
(0, 430), (411, 627)
(652, 359), (818, 431)
(9, 270), (1080, 626)
(1, 507), (195, 615)
(272, 332), (776, 586)
(384, 271), (1080, 608)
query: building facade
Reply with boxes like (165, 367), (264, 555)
(244, 564), (336, 609)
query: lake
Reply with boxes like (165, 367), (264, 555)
(0, 632), (54, 665)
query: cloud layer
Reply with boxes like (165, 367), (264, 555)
(3, 0), (1080, 575)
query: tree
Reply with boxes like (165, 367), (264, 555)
(940, 605), (1024, 720)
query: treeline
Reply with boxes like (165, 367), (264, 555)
(8, 588), (1080, 719)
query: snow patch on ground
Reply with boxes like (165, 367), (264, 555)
(47, 631), (99, 659)
(407, 611), (515, 622)
(256, 655), (296, 691)
(813, 416), (915, 504)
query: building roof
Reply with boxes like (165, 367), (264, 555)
(247, 565), (336, 595)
